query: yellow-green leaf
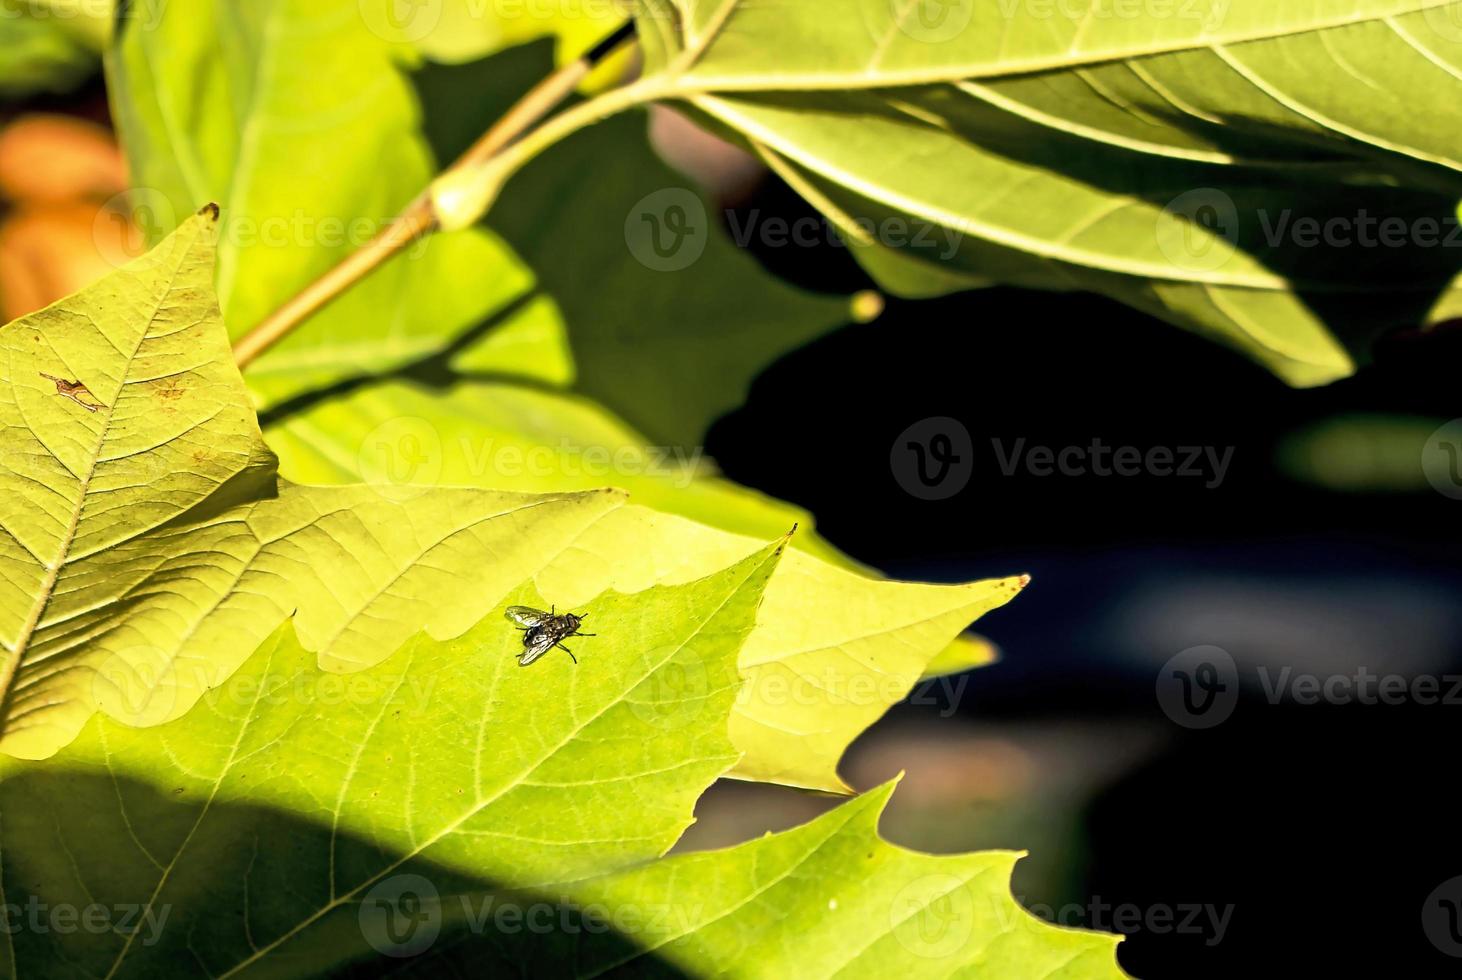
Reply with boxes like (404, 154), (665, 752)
(633, 0), (1462, 385)
(0, 559), (1124, 979)
(561, 781), (1129, 978)
(920, 631), (999, 680)
(0, 211), (1011, 793)
(263, 378), (1025, 792)
(0, 209), (625, 759)
(0, 542), (788, 975)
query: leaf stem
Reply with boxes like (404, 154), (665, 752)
(231, 19), (638, 370)
(430, 75), (668, 233)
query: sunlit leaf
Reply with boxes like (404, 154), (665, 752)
(0, 570), (1125, 979)
(0, 209), (633, 760)
(0, 542), (786, 975)
(633, 0), (1462, 385)
(263, 376), (1025, 792)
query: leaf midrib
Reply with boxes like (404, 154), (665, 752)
(690, 94), (1293, 289)
(100, 633), (280, 979)
(581, 792), (868, 978)
(0, 235), (196, 731)
(658, 0), (1456, 91)
(195, 547), (774, 978)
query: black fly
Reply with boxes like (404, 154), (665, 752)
(505, 605), (595, 666)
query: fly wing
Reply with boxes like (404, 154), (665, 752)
(517, 631), (556, 666)
(505, 605), (551, 628)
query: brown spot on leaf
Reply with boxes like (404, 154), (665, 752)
(152, 377), (186, 402)
(39, 372), (102, 412)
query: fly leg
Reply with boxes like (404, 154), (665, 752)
(557, 643), (578, 664)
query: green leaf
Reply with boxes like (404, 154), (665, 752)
(1276, 412), (1447, 492)
(0, 208), (1010, 791)
(557, 781), (1129, 978)
(920, 631), (999, 680)
(414, 0), (635, 92)
(261, 376), (840, 563)
(0, 0), (111, 99)
(484, 101), (855, 446)
(108, 11), (854, 443)
(0, 209), (637, 760)
(0, 575), (1126, 979)
(105, 0), (515, 405)
(261, 375), (1026, 793)
(631, 0), (1462, 385)
(103, 25), (1013, 790)
(0, 541), (787, 976)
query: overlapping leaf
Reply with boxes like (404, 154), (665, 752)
(0, 542), (785, 976)
(261, 375), (1027, 792)
(0, 561), (1126, 979)
(105, 0), (515, 404)
(0, 0), (110, 99)
(108, 6), (853, 441)
(0, 210), (627, 760)
(106, 22), (1015, 792)
(0, 206), (1013, 790)
(635, 0), (1462, 384)
(553, 782), (1128, 978)
(414, 0), (636, 92)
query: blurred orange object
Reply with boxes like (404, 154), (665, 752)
(0, 114), (127, 206)
(0, 201), (142, 322)
(0, 113), (135, 321)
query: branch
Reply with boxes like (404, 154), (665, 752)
(232, 19), (637, 370)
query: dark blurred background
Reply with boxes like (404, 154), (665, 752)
(693, 174), (1462, 978)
